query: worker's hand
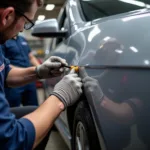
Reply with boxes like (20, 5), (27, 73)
(82, 76), (104, 104)
(52, 69), (82, 109)
(36, 56), (68, 79)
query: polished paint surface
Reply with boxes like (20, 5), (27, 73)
(44, 0), (150, 149)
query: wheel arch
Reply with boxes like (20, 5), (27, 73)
(67, 95), (87, 136)
(67, 94), (106, 150)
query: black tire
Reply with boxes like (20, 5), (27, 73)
(72, 101), (100, 150)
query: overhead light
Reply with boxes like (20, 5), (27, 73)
(38, 15), (45, 21)
(45, 4), (55, 11)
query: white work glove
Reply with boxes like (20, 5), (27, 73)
(51, 69), (83, 109)
(35, 56), (68, 79)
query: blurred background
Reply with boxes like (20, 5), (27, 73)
(21, 0), (66, 63)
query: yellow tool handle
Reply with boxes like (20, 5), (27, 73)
(70, 66), (79, 72)
(63, 65), (88, 77)
(62, 65), (79, 73)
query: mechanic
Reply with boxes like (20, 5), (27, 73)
(0, 0), (83, 149)
(2, 35), (40, 107)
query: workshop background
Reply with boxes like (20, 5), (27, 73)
(21, 0), (69, 149)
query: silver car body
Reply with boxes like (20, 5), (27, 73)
(44, 0), (150, 149)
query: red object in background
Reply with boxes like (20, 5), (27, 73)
(36, 80), (43, 88)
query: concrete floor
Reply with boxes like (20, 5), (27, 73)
(45, 131), (69, 150)
(37, 88), (69, 150)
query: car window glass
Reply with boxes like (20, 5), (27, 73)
(80, 0), (150, 21)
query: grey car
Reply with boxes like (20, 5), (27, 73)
(32, 0), (150, 149)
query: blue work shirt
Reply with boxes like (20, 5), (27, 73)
(2, 36), (31, 68)
(0, 45), (35, 149)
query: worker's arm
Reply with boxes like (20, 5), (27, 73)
(6, 66), (37, 87)
(6, 56), (68, 87)
(23, 69), (82, 148)
(29, 52), (40, 66)
(24, 95), (64, 148)
(0, 69), (82, 149)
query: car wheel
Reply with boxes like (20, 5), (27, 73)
(72, 101), (100, 150)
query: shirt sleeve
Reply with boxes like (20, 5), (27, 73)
(4, 57), (12, 80)
(1, 44), (12, 78)
(1, 41), (11, 59)
(0, 92), (35, 150)
(1, 45), (6, 57)
(27, 44), (31, 53)
(2, 54), (12, 88)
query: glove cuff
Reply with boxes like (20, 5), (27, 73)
(35, 66), (42, 79)
(51, 92), (67, 109)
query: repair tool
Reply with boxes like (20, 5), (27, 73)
(64, 64), (150, 70)
(63, 65), (79, 73)
(63, 65), (88, 79)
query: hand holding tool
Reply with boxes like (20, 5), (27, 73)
(63, 64), (95, 73)
(35, 56), (68, 79)
(62, 65), (79, 73)
(51, 69), (83, 109)
(63, 65), (88, 78)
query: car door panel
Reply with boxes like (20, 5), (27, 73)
(65, 17), (150, 149)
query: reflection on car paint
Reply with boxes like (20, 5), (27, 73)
(89, 69), (150, 150)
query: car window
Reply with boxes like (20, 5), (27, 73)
(80, 0), (150, 21)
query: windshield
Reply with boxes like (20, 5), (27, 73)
(80, 0), (150, 21)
